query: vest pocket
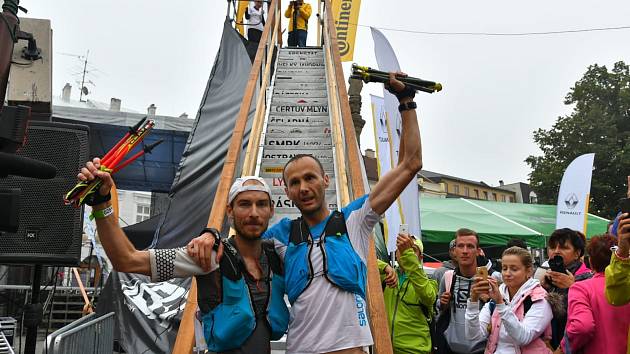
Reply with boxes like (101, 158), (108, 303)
(324, 234), (367, 299)
(285, 242), (311, 304)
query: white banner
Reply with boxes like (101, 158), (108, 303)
(371, 27), (421, 243)
(556, 153), (595, 232)
(371, 95), (401, 253)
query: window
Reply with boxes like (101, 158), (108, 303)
(501, 195), (506, 202)
(464, 187), (470, 197)
(136, 204), (150, 223)
(483, 191), (489, 200)
(509, 196), (515, 203)
(453, 185), (460, 195)
(474, 189), (479, 199)
(492, 193), (497, 201)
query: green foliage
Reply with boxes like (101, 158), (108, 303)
(526, 61), (630, 218)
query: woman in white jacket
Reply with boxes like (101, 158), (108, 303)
(465, 246), (553, 354)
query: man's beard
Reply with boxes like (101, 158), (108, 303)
(233, 220), (267, 240)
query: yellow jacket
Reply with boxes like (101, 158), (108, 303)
(285, 2), (311, 32)
(605, 252), (630, 354)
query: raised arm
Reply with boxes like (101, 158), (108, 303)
(79, 158), (150, 275)
(369, 72), (422, 215)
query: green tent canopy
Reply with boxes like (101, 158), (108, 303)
(419, 197), (609, 249)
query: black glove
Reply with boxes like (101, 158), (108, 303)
(385, 82), (416, 101)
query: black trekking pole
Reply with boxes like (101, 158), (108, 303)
(351, 63), (443, 94)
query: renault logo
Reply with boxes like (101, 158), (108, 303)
(564, 193), (579, 209)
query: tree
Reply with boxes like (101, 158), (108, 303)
(526, 61), (630, 219)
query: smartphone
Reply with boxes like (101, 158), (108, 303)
(620, 198), (630, 218)
(476, 266), (488, 281)
(399, 224), (409, 235)
(548, 255), (566, 274)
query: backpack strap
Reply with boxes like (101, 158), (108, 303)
(218, 238), (243, 281)
(290, 217), (311, 245)
(444, 270), (455, 294)
(324, 210), (347, 237)
(262, 239), (283, 276)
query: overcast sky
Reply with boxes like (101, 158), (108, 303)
(25, 0), (630, 186)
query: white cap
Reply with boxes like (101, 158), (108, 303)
(228, 176), (272, 204)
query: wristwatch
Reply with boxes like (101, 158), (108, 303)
(199, 228), (221, 251)
(398, 101), (417, 112)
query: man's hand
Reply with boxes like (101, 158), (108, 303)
(187, 233), (223, 272)
(383, 264), (398, 288)
(440, 291), (451, 310)
(546, 269), (575, 289)
(396, 233), (414, 253)
(77, 157), (114, 198)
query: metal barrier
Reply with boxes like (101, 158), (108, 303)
(44, 312), (115, 354)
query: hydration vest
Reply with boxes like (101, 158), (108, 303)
(285, 210), (367, 304)
(196, 238), (289, 352)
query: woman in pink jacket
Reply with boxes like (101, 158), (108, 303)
(559, 235), (630, 354)
(465, 246), (553, 354)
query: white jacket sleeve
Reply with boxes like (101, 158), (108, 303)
(148, 247), (218, 282)
(465, 299), (490, 341)
(496, 299), (553, 345)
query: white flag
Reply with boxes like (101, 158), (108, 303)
(371, 27), (421, 242)
(371, 95), (401, 252)
(556, 153), (595, 233)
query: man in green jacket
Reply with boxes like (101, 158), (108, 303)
(378, 233), (438, 354)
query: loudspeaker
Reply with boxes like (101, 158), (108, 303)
(0, 121), (89, 265)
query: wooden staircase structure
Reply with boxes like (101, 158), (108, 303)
(173, 0), (393, 352)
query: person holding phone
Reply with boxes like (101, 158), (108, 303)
(377, 232), (437, 354)
(538, 228), (592, 349)
(465, 247), (553, 353)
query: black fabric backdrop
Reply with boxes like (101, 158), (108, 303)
(98, 18), (258, 353)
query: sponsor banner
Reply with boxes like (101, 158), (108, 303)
(266, 126), (331, 136)
(372, 27), (422, 241)
(260, 162), (334, 177)
(267, 178), (337, 191)
(371, 94), (400, 253)
(556, 153), (595, 232)
(261, 148), (333, 160)
(332, 0), (361, 62)
(264, 136), (332, 149)
(276, 68), (327, 76)
(271, 97), (328, 105)
(269, 191), (338, 210)
(273, 89), (327, 98)
(277, 60), (325, 68)
(273, 82), (326, 90)
(267, 116), (329, 125)
(270, 104), (329, 116)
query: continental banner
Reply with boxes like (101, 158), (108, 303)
(332, 0), (361, 61)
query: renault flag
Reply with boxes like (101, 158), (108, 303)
(371, 27), (422, 245)
(371, 95), (402, 252)
(332, 0), (361, 61)
(556, 153), (595, 233)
